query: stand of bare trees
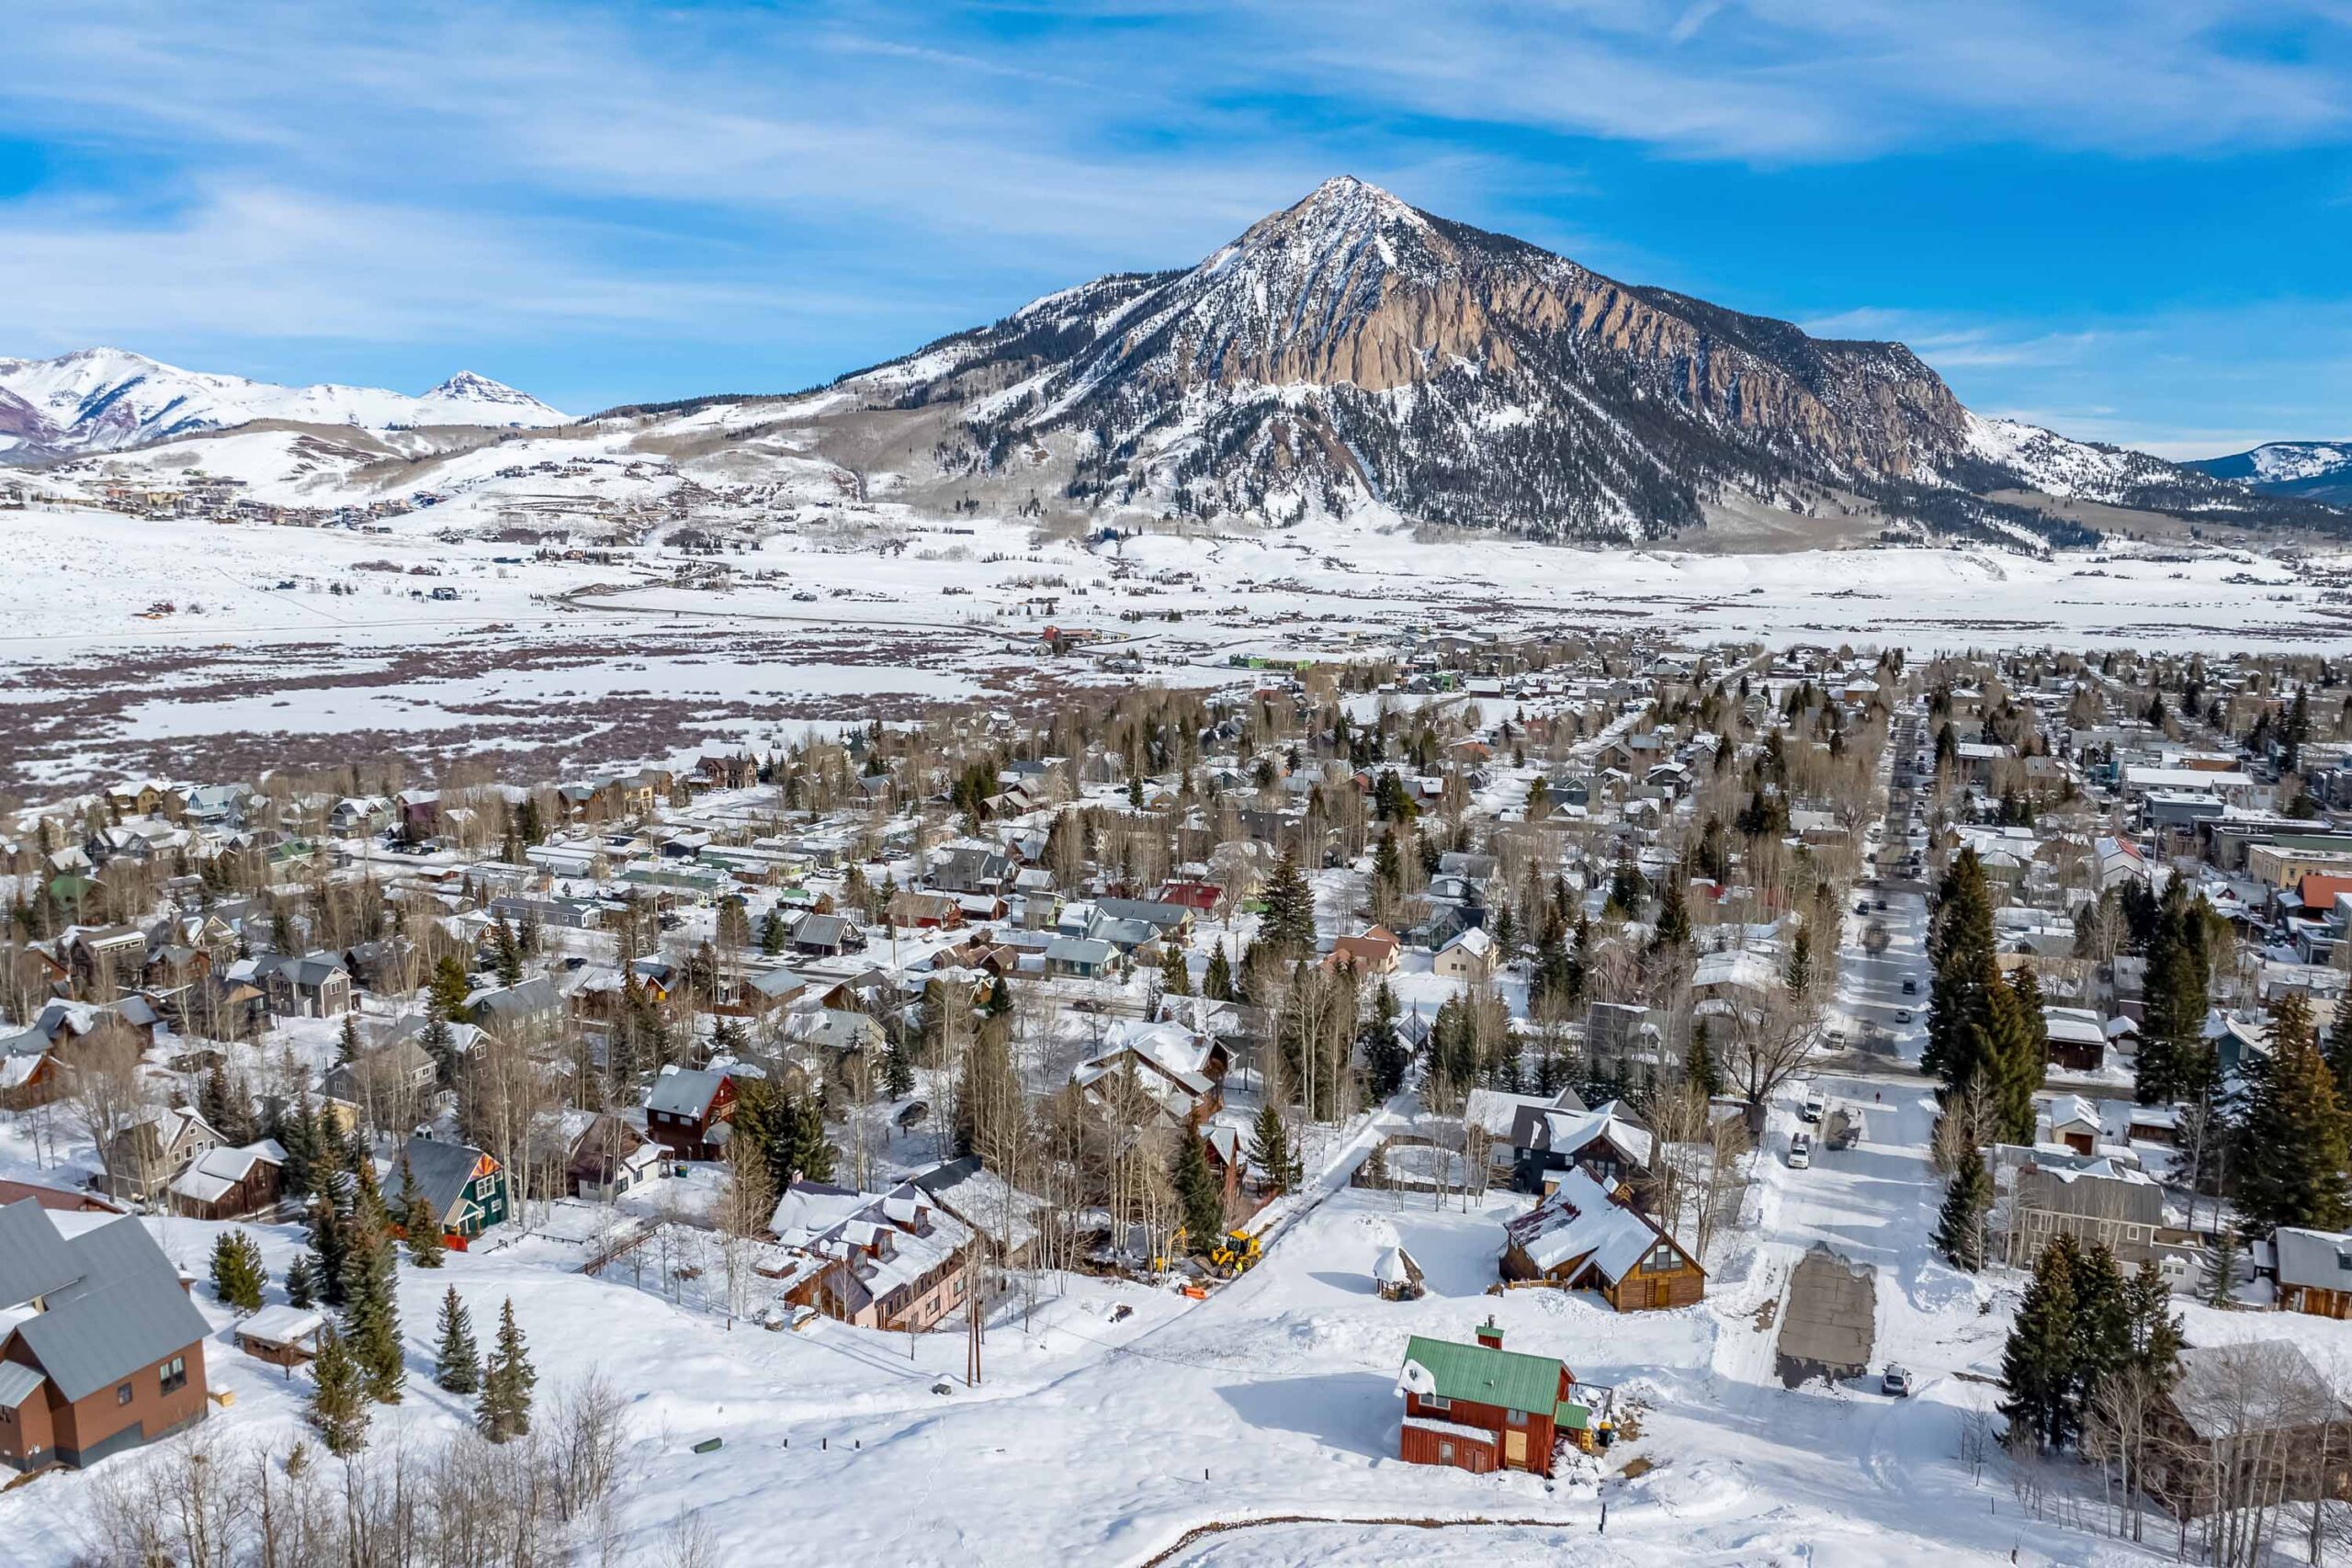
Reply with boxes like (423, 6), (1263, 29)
(78, 1374), (634, 1568)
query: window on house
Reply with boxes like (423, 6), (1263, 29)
(1649, 1244), (1677, 1273)
(117, 1382), (134, 1406)
(160, 1356), (187, 1395)
(1506, 1407), (1528, 1427)
(475, 1177), (497, 1200)
(1437, 1442), (1454, 1461)
(1422, 1394), (1450, 1412)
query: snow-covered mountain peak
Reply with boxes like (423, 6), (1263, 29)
(0, 349), (569, 459)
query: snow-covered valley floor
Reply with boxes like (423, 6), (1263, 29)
(7, 500), (2352, 790)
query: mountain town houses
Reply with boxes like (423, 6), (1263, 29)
(1, 630), (2351, 1556)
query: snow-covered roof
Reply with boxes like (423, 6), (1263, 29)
(1503, 1168), (1668, 1283)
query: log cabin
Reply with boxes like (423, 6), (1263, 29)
(1499, 1168), (1706, 1311)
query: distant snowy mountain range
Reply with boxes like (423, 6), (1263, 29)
(830, 175), (2339, 543)
(2186, 441), (2352, 505)
(5, 181), (2340, 546)
(0, 348), (568, 458)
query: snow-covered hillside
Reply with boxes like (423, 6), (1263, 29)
(0, 347), (568, 458)
(2187, 439), (2352, 504)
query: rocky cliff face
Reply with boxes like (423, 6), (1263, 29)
(860, 175), (2323, 542)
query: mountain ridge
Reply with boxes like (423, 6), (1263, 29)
(0, 347), (569, 459)
(842, 175), (2338, 544)
(2186, 440), (2352, 505)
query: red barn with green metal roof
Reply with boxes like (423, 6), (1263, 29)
(1394, 1320), (1582, 1478)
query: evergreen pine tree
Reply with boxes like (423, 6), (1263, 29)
(476, 1297), (536, 1443)
(1248, 1100), (1302, 1193)
(1924, 851), (1996, 1090)
(209, 1229), (267, 1313)
(432, 1286), (480, 1394)
(340, 1171), (404, 1404)
(2232, 992), (2350, 1234)
(760, 908), (787, 955)
(1998, 1238), (2082, 1451)
(492, 915), (523, 987)
(879, 1032), (915, 1098)
(1684, 1020), (1725, 1099)
(2120, 1258), (2184, 1382)
(1160, 945), (1192, 996)
(1931, 1154), (1993, 1271)
(309, 1195), (349, 1308)
(1259, 852), (1317, 957)
(1652, 874), (1690, 953)
(199, 1060), (233, 1131)
(1359, 981), (1408, 1099)
(398, 1153), (446, 1268)
(337, 1013), (361, 1065)
(285, 1251), (319, 1309)
(277, 1082), (320, 1198)
(1784, 927), (1813, 996)
(788, 1094), (835, 1184)
(2201, 1228), (2242, 1308)
(1172, 1133), (1225, 1247)
(1204, 942), (1235, 1001)
(307, 1325), (369, 1457)
(2325, 1000), (2352, 1112)
(1980, 974), (2044, 1146)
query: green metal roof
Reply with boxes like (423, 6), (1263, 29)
(1555, 1398), (1589, 1429)
(1402, 1334), (1568, 1416)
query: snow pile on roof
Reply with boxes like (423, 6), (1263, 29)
(1503, 1168), (1662, 1283)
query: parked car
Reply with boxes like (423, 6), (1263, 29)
(1801, 1088), (1826, 1122)
(1894, 1008), (1914, 1024)
(1788, 1133), (1813, 1170)
(1902, 977), (1918, 996)
(1881, 1364), (1913, 1398)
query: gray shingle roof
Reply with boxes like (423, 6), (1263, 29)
(0, 1197), (84, 1309)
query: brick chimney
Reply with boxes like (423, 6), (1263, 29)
(1475, 1317), (1503, 1350)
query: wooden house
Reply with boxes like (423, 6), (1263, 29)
(385, 1136), (508, 1247)
(1431, 927), (1496, 982)
(2273, 1227), (2352, 1319)
(1324, 925), (1401, 976)
(564, 1112), (666, 1201)
(1395, 1323), (1582, 1478)
(643, 1066), (736, 1161)
(0, 1200), (211, 1472)
(1070, 1021), (1228, 1130)
(1504, 1099), (1653, 1196)
(166, 1139), (285, 1221)
(2143, 1340), (2352, 1519)
(1499, 1168), (1706, 1311)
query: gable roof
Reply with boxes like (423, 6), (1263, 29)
(1396, 1333), (1568, 1416)
(1503, 1167), (1679, 1284)
(386, 1136), (493, 1224)
(646, 1066), (728, 1119)
(12, 1213), (210, 1404)
(0, 1197), (85, 1309)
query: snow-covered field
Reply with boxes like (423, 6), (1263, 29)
(6, 497), (2351, 790)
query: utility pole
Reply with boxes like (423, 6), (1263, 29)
(965, 1252), (982, 1387)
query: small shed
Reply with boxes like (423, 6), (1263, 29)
(1374, 1245), (1426, 1302)
(236, 1305), (325, 1371)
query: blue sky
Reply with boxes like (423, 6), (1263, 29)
(3, 1), (2347, 457)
